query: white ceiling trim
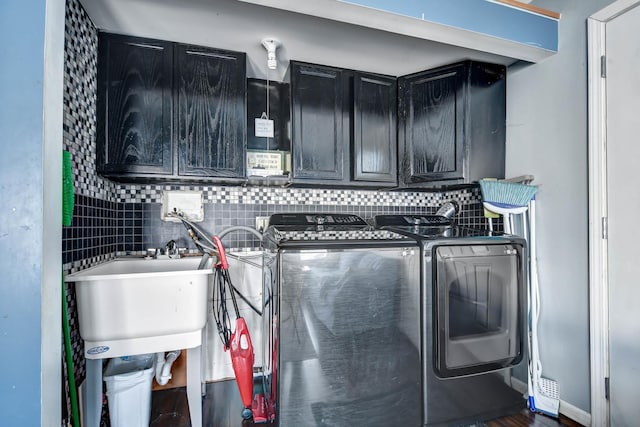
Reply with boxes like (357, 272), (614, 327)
(237, 0), (555, 63)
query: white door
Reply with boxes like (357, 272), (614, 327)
(589, 1), (640, 425)
(604, 3), (640, 426)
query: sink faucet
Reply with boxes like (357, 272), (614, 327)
(165, 240), (179, 259)
(150, 240), (180, 259)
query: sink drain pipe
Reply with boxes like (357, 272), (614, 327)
(155, 351), (181, 386)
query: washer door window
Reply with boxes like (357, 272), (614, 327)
(434, 244), (523, 378)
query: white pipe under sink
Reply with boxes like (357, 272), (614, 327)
(155, 350), (181, 386)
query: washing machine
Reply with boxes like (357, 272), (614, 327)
(374, 214), (527, 426)
(260, 213), (423, 426)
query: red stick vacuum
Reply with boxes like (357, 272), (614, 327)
(212, 236), (255, 420)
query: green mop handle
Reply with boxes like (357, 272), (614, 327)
(63, 273), (81, 427)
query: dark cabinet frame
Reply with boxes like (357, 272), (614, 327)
(289, 62), (349, 183)
(352, 72), (397, 184)
(96, 34), (173, 176)
(96, 32), (246, 183)
(175, 44), (246, 179)
(96, 34), (504, 189)
(246, 78), (290, 153)
(288, 61), (398, 187)
(398, 60), (506, 188)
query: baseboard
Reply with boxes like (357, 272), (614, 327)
(510, 376), (528, 395)
(510, 377), (592, 426)
(559, 399), (592, 426)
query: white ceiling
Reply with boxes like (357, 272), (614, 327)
(79, 0), (518, 80)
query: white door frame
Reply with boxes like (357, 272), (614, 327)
(588, 1), (640, 426)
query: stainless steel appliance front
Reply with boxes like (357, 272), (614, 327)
(262, 243), (422, 426)
(421, 238), (527, 426)
(374, 215), (527, 426)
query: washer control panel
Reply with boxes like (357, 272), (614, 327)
(269, 213), (368, 227)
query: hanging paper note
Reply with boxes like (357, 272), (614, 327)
(255, 112), (274, 138)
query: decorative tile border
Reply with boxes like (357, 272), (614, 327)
(113, 183), (472, 208)
(63, 253), (117, 276)
(272, 228), (414, 241)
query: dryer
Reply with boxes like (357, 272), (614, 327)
(374, 214), (527, 426)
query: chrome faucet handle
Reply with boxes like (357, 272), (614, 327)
(166, 240), (179, 259)
(436, 201), (459, 219)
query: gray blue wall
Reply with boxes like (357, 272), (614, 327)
(0, 1), (45, 422)
(0, 0), (64, 425)
(506, 0), (615, 414)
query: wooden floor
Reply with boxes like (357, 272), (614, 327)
(148, 384), (583, 427)
(486, 410), (582, 427)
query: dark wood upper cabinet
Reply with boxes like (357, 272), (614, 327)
(175, 45), (246, 178)
(96, 34), (173, 176)
(399, 65), (463, 182)
(353, 72), (397, 184)
(96, 33), (504, 189)
(96, 33), (246, 182)
(288, 61), (397, 187)
(398, 60), (506, 187)
(289, 62), (349, 182)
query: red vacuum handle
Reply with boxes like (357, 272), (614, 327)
(212, 235), (229, 270)
(229, 317), (255, 409)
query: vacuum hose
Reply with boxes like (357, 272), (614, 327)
(218, 225), (263, 241)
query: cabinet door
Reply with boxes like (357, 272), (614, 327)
(398, 63), (466, 184)
(176, 45), (246, 178)
(291, 62), (348, 182)
(353, 72), (397, 184)
(96, 34), (173, 175)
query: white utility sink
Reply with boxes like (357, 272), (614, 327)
(65, 256), (213, 359)
(66, 256), (212, 427)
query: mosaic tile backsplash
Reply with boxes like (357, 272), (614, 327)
(61, 0), (494, 423)
(63, 185), (491, 269)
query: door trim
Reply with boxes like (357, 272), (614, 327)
(587, 14), (608, 427)
(588, 2), (640, 426)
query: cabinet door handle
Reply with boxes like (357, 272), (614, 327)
(126, 42), (163, 50)
(185, 50), (237, 61)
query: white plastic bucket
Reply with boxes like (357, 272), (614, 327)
(104, 355), (154, 427)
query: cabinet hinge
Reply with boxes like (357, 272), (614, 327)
(605, 377), (610, 400)
(602, 217), (608, 239)
(601, 55), (607, 78)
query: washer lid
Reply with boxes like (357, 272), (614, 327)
(263, 213), (415, 245)
(374, 215), (506, 239)
(373, 214), (452, 228)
